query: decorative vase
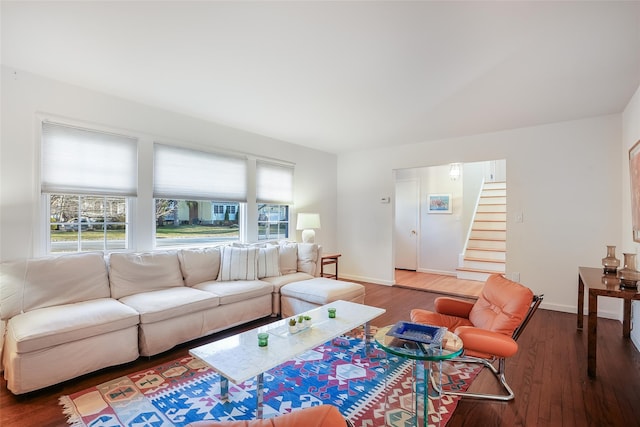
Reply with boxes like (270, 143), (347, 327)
(602, 245), (620, 274)
(617, 253), (639, 288)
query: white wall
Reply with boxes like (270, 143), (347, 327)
(622, 83), (640, 349)
(338, 115), (623, 317)
(0, 66), (338, 261)
(420, 164), (464, 274)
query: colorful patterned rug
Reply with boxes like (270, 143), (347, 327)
(60, 335), (481, 427)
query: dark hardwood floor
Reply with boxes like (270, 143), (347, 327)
(2, 282), (640, 426)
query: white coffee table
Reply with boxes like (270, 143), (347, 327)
(189, 300), (385, 418)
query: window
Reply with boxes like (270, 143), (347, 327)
(258, 204), (289, 240)
(155, 199), (240, 247)
(49, 194), (128, 253)
(153, 143), (247, 247)
(256, 161), (294, 241)
(41, 122), (137, 253)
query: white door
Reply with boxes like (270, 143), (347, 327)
(395, 178), (418, 270)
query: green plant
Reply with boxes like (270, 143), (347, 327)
(288, 318), (297, 326)
(304, 315), (311, 321)
(297, 315), (304, 324)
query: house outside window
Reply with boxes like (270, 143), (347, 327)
(258, 204), (289, 240)
(155, 199), (240, 247)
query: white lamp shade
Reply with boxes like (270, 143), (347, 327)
(297, 213), (321, 243)
(296, 213), (321, 230)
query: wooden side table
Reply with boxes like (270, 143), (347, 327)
(321, 253), (341, 280)
(577, 266), (640, 377)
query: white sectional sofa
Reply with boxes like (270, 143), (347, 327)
(1, 241), (349, 394)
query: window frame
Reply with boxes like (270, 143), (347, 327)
(43, 193), (133, 254)
(258, 203), (290, 241)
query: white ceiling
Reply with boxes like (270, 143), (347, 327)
(2, 1), (640, 154)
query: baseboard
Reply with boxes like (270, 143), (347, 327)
(542, 301), (622, 321)
(339, 273), (394, 286)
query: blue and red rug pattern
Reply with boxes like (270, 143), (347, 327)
(60, 335), (480, 427)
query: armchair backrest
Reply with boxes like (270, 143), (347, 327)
(468, 274), (534, 336)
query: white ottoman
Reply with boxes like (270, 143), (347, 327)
(279, 277), (366, 318)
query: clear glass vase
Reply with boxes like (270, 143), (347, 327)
(617, 253), (639, 288)
(602, 245), (620, 274)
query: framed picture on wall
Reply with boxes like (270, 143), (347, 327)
(427, 194), (452, 214)
(630, 140), (640, 242)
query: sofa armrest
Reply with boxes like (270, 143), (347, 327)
(455, 326), (519, 358)
(434, 297), (474, 318)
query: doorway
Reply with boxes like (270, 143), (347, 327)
(393, 160), (506, 288)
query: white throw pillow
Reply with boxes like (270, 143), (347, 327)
(277, 242), (298, 275)
(218, 246), (259, 281)
(177, 247), (221, 286)
(257, 246), (281, 278)
(297, 243), (319, 276)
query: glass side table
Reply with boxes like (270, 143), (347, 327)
(374, 325), (463, 427)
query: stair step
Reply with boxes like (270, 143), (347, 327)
(477, 204), (506, 213)
(481, 189), (507, 197)
(472, 222), (506, 231)
(468, 240), (506, 250)
(464, 257), (505, 264)
(456, 267), (504, 282)
(465, 247), (506, 253)
(479, 197), (506, 205)
(483, 181), (506, 190)
(475, 212), (506, 220)
(457, 266), (505, 274)
(461, 259), (505, 272)
(465, 250), (505, 261)
(470, 230), (506, 240)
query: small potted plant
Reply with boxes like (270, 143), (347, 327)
(288, 318), (297, 334)
(303, 315), (312, 328)
(297, 315), (305, 331)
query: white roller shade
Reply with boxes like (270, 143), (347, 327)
(154, 143), (247, 201)
(256, 160), (294, 204)
(41, 122), (138, 196)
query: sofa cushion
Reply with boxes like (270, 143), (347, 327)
(297, 243), (319, 276)
(261, 272), (314, 291)
(257, 246), (281, 278)
(276, 242), (298, 275)
(194, 280), (273, 305)
(109, 251), (184, 299)
(280, 277), (365, 305)
(1, 252), (110, 320)
(178, 247), (221, 286)
(7, 298), (139, 353)
(218, 246), (259, 281)
(118, 287), (220, 324)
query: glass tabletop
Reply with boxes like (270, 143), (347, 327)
(374, 325), (463, 361)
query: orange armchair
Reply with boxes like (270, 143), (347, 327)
(410, 273), (543, 401)
(184, 405), (351, 427)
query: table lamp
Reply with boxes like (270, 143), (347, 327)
(296, 213), (321, 243)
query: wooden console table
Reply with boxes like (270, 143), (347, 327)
(577, 266), (640, 377)
(321, 253), (341, 280)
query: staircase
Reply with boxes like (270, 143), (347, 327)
(457, 181), (506, 282)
